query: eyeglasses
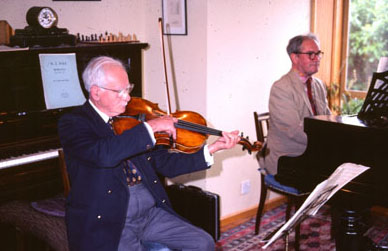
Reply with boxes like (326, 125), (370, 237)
(98, 83), (134, 97)
(295, 51), (324, 60)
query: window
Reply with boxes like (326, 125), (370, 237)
(311, 0), (388, 115)
(344, 0), (388, 113)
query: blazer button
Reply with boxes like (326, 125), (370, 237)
(97, 215), (102, 219)
(162, 199), (166, 203)
(107, 190), (112, 194)
(153, 180), (158, 184)
(147, 156), (152, 161)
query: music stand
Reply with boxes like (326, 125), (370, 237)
(262, 163), (370, 250)
(357, 71), (388, 127)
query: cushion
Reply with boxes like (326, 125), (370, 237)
(264, 174), (301, 195)
(30, 194), (66, 217)
(0, 200), (68, 251)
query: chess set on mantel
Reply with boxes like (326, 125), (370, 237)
(9, 6), (140, 48)
(76, 31), (139, 44)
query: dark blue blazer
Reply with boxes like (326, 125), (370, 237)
(58, 102), (209, 251)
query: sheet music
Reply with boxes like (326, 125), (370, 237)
(39, 53), (86, 109)
(262, 163), (370, 249)
(377, 57), (388, 72)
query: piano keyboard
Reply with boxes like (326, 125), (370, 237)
(0, 149), (61, 170)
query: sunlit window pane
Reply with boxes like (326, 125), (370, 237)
(346, 0), (388, 92)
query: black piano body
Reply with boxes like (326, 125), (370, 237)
(280, 114), (388, 250)
(302, 114), (388, 207)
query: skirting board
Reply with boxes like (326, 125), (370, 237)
(220, 196), (287, 232)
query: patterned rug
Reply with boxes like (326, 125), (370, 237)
(216, 204), (388, 251)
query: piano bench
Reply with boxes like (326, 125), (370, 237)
(0, 199), (68, 251)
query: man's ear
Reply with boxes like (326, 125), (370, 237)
(290, 53), (298, 65)
(90, 85), (100, 101)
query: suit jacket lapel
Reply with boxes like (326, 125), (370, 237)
(82, 102), (128, 186)
(288, 71), (314, 116)
(82, 101), (115, 136)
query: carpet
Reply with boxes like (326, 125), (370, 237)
(216, 204), (388, 250)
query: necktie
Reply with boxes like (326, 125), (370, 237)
(306, 77), (317, 115)
(108, 117), (115, 130)
(107, 117), (142, 186)
(123, 160), (142, 186)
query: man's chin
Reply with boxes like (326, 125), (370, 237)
(308, 68), (319, 75)
(118, 107), (127, 114)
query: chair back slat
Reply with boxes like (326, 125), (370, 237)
(253, 112), (270, 142)
(58, 149), (70, 197)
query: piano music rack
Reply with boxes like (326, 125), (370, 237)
(358, 70), (388, 127)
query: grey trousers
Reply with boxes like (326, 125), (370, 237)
(118, 183), (215, 251)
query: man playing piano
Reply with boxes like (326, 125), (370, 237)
(259, 33), (331, 191)
(58, 56), (240, 251)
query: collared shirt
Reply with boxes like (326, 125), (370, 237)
(88, 99), (214, 166)
(292, 70), (316, 101)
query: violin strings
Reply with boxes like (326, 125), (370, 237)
(176, 120), (222, 136)
(178, 122), (220, 135)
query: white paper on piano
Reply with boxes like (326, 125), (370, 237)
(377, 57), (388, 72)
(262, 162), (370, 249)
(39, 53), (86, 109)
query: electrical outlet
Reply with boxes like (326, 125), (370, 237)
(241, 180), (251, 195)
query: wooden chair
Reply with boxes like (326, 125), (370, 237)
(58, 149), (71, 197)
(253, 112), (309, 251)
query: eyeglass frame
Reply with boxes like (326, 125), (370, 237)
(294, 50), (324, 60)
(97, 83), (134, 97)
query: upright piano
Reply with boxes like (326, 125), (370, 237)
(0, 42), (147, 203)
(278, 71), (388, 250)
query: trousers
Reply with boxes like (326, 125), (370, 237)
(118, 183), (214, 251)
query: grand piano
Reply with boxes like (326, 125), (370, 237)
(0, 42), (147, 203)
(278, 70), (388, 250)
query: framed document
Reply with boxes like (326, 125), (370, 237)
(162, 0), (187, 35)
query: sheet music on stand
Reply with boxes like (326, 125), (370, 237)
(262, 163), (370, 249)
(357, 69), (388, 127)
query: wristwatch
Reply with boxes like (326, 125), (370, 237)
(26, 6), (58, 29)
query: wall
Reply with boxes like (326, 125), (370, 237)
(0, 0), (310, 218)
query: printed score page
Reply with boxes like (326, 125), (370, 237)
(39, 53), (86, 109)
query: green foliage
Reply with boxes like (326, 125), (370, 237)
(346, 0), (388, 91)
(341, 94), (364, 115)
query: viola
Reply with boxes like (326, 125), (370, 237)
(113, 97), (262, 154)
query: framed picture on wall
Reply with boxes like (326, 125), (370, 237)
(162, 0), (187, 35)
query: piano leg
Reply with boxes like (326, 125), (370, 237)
(333, 207), (374, 251)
